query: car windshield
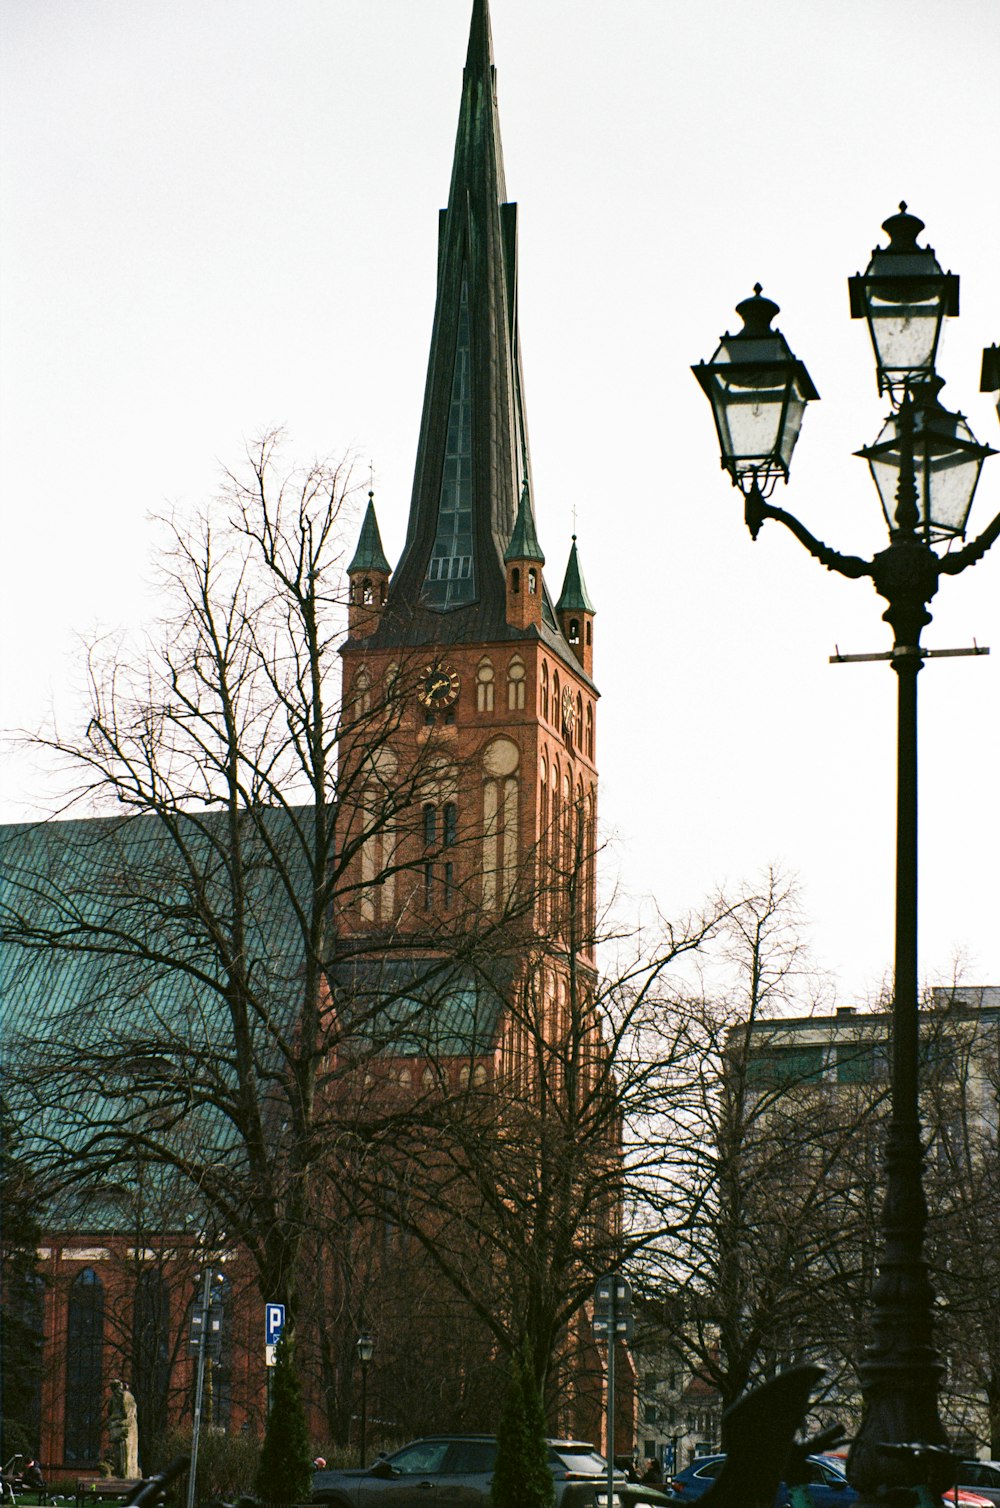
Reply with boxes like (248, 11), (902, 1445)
(549, 1447), (613, 1475)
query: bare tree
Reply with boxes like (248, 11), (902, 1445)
(641, 869), (886, 1412)
(0, 432), (493, 1352)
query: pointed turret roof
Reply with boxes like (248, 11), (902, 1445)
(556, 536), (595, 614)
(348, 494), (391, 575)
(504, 479), (545, 564)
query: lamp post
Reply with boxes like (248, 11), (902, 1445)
(693, 206), (1000, 1507)
(356, 1332), (375, 1468)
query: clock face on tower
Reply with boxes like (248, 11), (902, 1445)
(561, 685), (576, 739)
(417, 663), (461, 709)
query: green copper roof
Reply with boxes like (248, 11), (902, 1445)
(556, 536), (595, 614)
(348, 495), (391, 575)
(504, 479), (545, 564)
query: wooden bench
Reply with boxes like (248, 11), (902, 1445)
(75, 1480), (142, 1508)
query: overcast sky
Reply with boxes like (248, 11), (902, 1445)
(2, 0), (999, 1005)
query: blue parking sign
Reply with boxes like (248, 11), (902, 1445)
(266, 1302), (285, 1346)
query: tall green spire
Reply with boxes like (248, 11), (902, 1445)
(556, 536), (595, 614)
(347, 494), (391, 576)
(386, 0), (532, 629)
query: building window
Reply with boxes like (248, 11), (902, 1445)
(477, 659), (495, 711)
(423, 803), (437, 846)
(747, 1043), (827, 1086)
(528, 567), (537, 594)
(585, 703), (594, 759)
(133, 1269), (171, 1445)
(443, 861), (454, 909)
(511, 567), (521, 594)
(507, 656), (526, 710)
(443, 802), (457, 846)
(423, 862), (434, 910)
(353, 668), (372, 720)
(569, 617), (580, 645)
(541, 662), (549, 719)
(64, 1268), (105, 1464)
(835, 1041), (889, 1083)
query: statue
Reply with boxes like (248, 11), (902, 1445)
(107, 1379), (139, 1479)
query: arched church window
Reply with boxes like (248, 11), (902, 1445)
(133, 1268), (171, 1445)
(423, 804), (437, 847)
(353, 668), (372, 720)
(569, 617), (580, 645)
(473, 1064), (487, 1086)
(511, 567), (521, 594)
(64, 1267), (104, 1463)
(576, 694), (583, 745)
(481, 738), (520, 911)
(476, 659), (495, 712)
(443, 803), (457, 846)
(507, 656), (526, 710)
(541, 662), (549, 720)
(528, 568), (537, 595)
(586, 621), (592, 646)
(552, 671), (560, 724)
(399, 1066), (412, 1089)
(585, 703), (594, 760)
(362, 578), (374, 606)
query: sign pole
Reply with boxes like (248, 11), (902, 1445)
(606, 1282), (616, 1508)
(187, 1268), (213, 1508)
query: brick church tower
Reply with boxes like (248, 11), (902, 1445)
(339, 0), (598, 979)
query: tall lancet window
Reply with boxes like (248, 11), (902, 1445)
(426, 273), (475, 607)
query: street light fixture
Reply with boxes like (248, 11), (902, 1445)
(848, 203), (959, 400)
(693, 208), (1000, 1508)
(356, 1332), (375, 1468)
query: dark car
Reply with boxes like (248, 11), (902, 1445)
(312, 1435), (673, 1507)
(667, 1453), (856, 1508)
(956, 1465), (1000, 1508)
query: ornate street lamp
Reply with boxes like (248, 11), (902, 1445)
(849, 203), (959, 401)
(693, 209), (1000, 1508)
(857, 377), (993, 543)
(356, 1332), (375, 1467)
(692, 284), (819, 500)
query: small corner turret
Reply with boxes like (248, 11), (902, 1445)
(556, 535), (595, 676)
(347, 492), (391, 639)
(504, 477), (545, 630)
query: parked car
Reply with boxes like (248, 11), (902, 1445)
(667, 1453), (855, 1508)
(312, 1435), (673, 1507)
(956, 1465), (1000, 1508)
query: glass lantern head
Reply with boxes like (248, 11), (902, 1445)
(692, 285), (819, 495)
(356, 1332), (376, 1365)
(856, 377), (995, 542)
(849, 204), (959, 402)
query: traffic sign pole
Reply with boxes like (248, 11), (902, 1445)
(187, 1269), (213, 1508)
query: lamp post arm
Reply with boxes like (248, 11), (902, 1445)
(744, 484), (873, 581)
(938, 502), (1000, 576)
